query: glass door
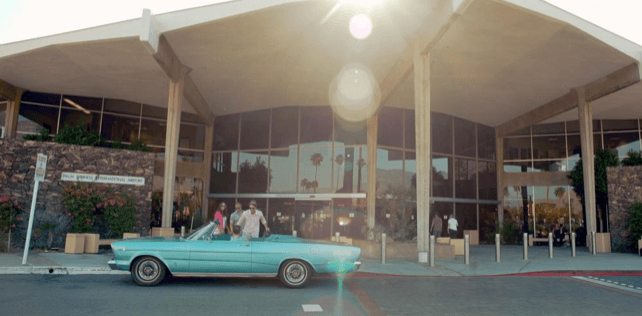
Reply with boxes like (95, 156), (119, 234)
(294, 199), (332, 239)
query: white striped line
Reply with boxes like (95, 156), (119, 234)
(574, 277), (642, 295)
(302, 304), (323, 312)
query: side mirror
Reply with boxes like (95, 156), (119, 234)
(205, 235), (212, 242)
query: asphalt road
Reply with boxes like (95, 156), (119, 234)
(1, 274), (641, 316)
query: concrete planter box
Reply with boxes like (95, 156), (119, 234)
(151, 227), (174, 237)
(64, 233), (85, 254)
(464, 230), (479, 245)
(123, 233), (141, 239)
(352, 239), (454, 259)
(638, 239), (642, 256)
(596, 233), (611, 253)
(451, 239), (464, 255)
(83, 233), (99, 254)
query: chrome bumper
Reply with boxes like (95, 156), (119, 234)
(354, 261), (361, 271)
(107, 259), (122, 271)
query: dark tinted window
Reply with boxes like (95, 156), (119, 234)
(101, 114), (139, 142)
(271, 107), (299, 149)
(532, 135), (566, 159)
(532, 122), (565, 135)
(431, 112), (452, 154)
(300, 106), (332, 146)
(455, 158), (476, 199)
(139, 119), (166, 147)
(240, 110), (270, 150)
(602, 119), (638, 132)
(432, 155), (452, 197)
(18, 103), (59, 134)
(603, 132), (640, 158)
(455, 117), (476, 157)
(211, 152), (238, 193)
(179, 123), (206, 150)
(142, 104), (167, 119)
(478, 161), (497, 200)
(238, 152), (270, 193)
(21, 91), (61, 105)
(63, 95), (103, 112)
(404, 110), (415, 149)
(378, 107), (403, 147)
(213, 114), (239, 150)
(566, 120), (601, 133)
(504, 137), (531, 160)
(59, 109), (101, 132)
(335, 116), (366, 146)
(477, 124), (495, 160)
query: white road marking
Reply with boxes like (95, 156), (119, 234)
(573, 277), (642, 295)
(302, 304), (323, 312)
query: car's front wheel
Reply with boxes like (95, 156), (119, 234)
(279, 260), (311, 288)
(131, 256), (166, 286)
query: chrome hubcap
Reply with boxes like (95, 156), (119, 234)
(138, 260), (159, 281)
(285, 262), (306, 285)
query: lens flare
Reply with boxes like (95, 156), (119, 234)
(329, 63), (380, 122)
(349, 14), (372, 39)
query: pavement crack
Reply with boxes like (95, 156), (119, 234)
(518, 261), (532, 273)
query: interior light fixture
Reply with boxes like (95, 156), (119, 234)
(63, 98), (91, 115)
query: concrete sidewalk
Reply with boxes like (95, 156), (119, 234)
(0, 245), (639, 276)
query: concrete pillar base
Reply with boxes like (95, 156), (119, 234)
(418, 252), (428, 263)
(152, 227), (175, 237)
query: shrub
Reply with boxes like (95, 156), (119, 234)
(622, 151), (642, 166)
(102, 193), (137, 238)
(629, 203), (642, 250)
(54, 117), (104, 146)
(23, 128), (51, 142)
(484, 220), (521, 245)
(62, 184), (102, 233)
(0, 197), (24, 251)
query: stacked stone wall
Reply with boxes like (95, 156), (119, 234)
(607, 166), (642, 253)
(0, 139), (154, 250)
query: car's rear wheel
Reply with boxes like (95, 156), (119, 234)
(131, 256), (166, 286)
(279, 260), (310, 288)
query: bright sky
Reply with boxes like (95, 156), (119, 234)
(0, 0), (641, 46)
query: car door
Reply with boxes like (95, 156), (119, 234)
(189, 238), (251, 273)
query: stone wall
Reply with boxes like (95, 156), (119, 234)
(607, 166), (642, 253)
(0, 139), (155, 250)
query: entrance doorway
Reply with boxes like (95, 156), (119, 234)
(295, 199), (332, 239)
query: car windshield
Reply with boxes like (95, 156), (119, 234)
(185, 222), (216, 240)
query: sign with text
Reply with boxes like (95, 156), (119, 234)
(34, 154), (48, 182)
(61, 172), (145, 186)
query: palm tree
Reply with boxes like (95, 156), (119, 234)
(310, 180), (319, 193)
(300, 178), (310, 193)
(310, 153), (323, 193)
(554, 187), (566, 201)
(335, 154), (344, 191)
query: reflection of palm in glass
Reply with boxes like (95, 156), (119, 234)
(310, 153), (323, 193)
(335, 154), (343, 191)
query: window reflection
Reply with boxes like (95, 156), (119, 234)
(566, 134), (603, 158)
(479, 204), (498, 243)
(404, 151), (416, 190)
(211, 152), (238, 194)
(378, 107), (403, 147)
(532, 135), (566, 159)
(356, 145), (368, 193)
(21, 92), (60, 105)
(238, 152), (270, 193)
(602, 119), (638, 132)
(18, 103), (59, 134)
(376, 148), (403, 194)
(603, 132), (640, 158)
(455, 118), (476, 157)
(102, 98), (139, 115)
(179, 123), (206, 150)
(139, 119), (166, 146)
(532, 122), (564, 135)
(271, 107), (299, 149)
(62, 95), (102, 112)
(455, 203), (477, 238)
(455, 158), (476, 199)
(478, 161), (497, 200)
(300, 107), (332, 146)
(504, 137), (531, 160)
(334, 147), (357, 193)
(269, 150), (297, 193)
(405, 110), (415, 149)
(59, 109), (101, 133)
(533, 160), (567, 172)
(335, 117), (366, 146)
(268, 198), (296, 235)
(299, 147), (332, 193)
(431, 113), (452, 154)
(477, 124), (495, 160)
(101, 114), (139, 142)
(432, 155), (452, 198)
(503, 161), (531, 173)
(332, 198), (367, 239)
(213, 114), (239, 151)
(240, 110), (270, 150)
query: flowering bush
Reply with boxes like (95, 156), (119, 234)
(62, 184), (137, 237)
(102, 193), (136, 238)
(1, 197), (24, 250)
(62, 184), (104, 233)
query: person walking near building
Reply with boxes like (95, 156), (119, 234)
(236, 200), (270, 238)
(430, 213), (442, 237)
(448, 214), (458, 239)
(213, 202), (227, 233)
(229, 202), (245, 233)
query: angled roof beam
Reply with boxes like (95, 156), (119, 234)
(0, 78), (23, 101)
(497, 62), (641, 137)
(140, 9), (215, 124)
(379, 0), (473, 106)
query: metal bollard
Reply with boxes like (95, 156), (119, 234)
(523, 232), (528, 260)
(495, 233), (501, 262)
(381, 233), (386, 264)
(571, 232), (576, 257)
(181, 226), (185, 237)
(293, 230), (297, 237)
(335, 232), (340, 242)
(548, 232), (554, 258)
(429, 235), (435, 267)
(464, 234), (470, 265)
(591, 231), (597, 255)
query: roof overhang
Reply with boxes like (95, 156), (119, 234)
(0, 0), (639, 127)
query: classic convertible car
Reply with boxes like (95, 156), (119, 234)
(108, 222), (361, 288)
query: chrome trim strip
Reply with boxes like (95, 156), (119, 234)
(172, 273), (278, 278)
(354, 261), (361, 270)
(208, 193), (366, 199)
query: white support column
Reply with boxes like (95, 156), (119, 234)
(162, 69), (187, 229)
(202, 123), (214, 221)
(4, 89), (23, 139)
(366, 114), (378, 230)
(577, 87), (597, 251)
(496, 135), (504, 225)
(414, 46), (431, 263)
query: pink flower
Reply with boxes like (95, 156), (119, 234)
(118, 203), (123, 207)
(16, 217), (24, 221)
(67, 212), (72, 217)
(88, 189), (92, 193)
(11, 224), (15, 228)
(110, 199), (115, 206)
(0, 197), (8, 202)
(97, 203), (102, 208)
(14, 202), (18, 206)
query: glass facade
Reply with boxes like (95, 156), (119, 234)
(12, 91), (207, 163)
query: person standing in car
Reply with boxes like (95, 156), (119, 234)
(229, 202), (245, 233)
(236, 200), (270, 238)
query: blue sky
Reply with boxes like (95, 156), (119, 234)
(0, 1), (641, 46)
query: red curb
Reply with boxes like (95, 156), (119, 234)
(329, 271), (642, 278)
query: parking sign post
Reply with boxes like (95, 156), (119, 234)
(22, 154), (47, 265)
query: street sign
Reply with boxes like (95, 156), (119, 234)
(23, 153), (47, 265)
(34, 154), (48, 181)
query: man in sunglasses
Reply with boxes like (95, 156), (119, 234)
(229, 202), (245, 234)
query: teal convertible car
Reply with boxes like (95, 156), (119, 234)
(108, 221), (361, 288)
